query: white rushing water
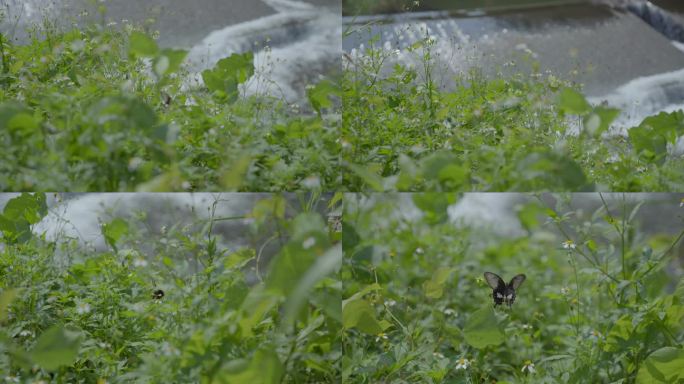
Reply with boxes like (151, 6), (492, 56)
(1, 0), (339, 102)
(185, 1), (340, 101)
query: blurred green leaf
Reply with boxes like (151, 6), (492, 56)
(583, 107), (620, 136)
(29, 325), (82, 371)
(0, 289), (18, 322)
(102, 217), (129, 251)
(412, 193), (457, 224)
(217, 348), (284, 384)
(129, 31), (158, 57)
(307, 78), (340, 115)
(342, 297), (385, 335)
(636, 347), (684, 383)
(202, 52), (254, 102)
(423, 267), (454, 299)
(0, 193), (47, 243)
(558, 88), (591, 115)
(463, 305), (505, 349)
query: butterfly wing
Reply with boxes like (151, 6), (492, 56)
(508, 274), (526, 290)
(484, 272), (505, 290)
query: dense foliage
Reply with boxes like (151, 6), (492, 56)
(342, 36), (684, 191)
(342, 193), (684, 383)
(0, 21), (340, 191)
(0, 192), (342, 382)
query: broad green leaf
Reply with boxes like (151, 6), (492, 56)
(629, 111), (684, 164)
(218, 348), (284, 384)
(282, 244), (341, 326)
(412, 193), (457, 225)
(0, 193), (47, 243)
(0, 289), (18, 322)
(348, 163), (384, 191)
(129, 31), (158, 57)
(636, 347), (684, 383)
(102, 218), (129, 251)
(29, 325), (82, 370)
(201, 52), (254, 102)
(558, 88), (591, 115)
(516, 202), (545, 232)
(423, 267), (454, 299)
(583, 106), (620, 136)
(342, 297), (384, 335)
(224, 248), (256, 269)
(307, 78), (340, 115)
(605, 314), (634, 352)
(463, 305), (505, 349)
(515, 151), (591, 191)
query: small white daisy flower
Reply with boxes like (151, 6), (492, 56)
(375, 333), (389, 343)
(562, 240), (576, 249)
(133, 258), (148, 267)
(385, 299), (397, 307)
(443, 308), (457, 317)
(561, 286), (570, 295)
(433, 351), (445, 359)
(76, 302), (91, 315)
(521, 360), (536, 373)
(455, 357), (471, 370)
(521, 324), (533, 330)
(302, 237), (316, 249)
(589, 329), (603, 341)
(18, 330), (33, 338)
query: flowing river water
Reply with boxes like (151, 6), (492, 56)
(1, 0), (341, 101)
(344, 0), (684, 134)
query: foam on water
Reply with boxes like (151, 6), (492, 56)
(185, 0), (339, 102)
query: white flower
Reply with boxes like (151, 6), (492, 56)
(133, 258), (148, 267)
(443, 308), (457, 317)
(562, 240), (576, 250)
(589, 330), (603, 341)
(432, 351), (444, 359)
(18, 330), (33, 338)
(521, 324), (533, 330)
(521, 360), (536, 373)
(375, 333), (388, 342)
(302, 237), (316, 249)
(385, 299), (397, 307)
(455, 357), (471, 370)
(414, 247), (424, 255)
(561, 286), (570, 295)
(76, 302), (91, 315)
(680, 198), (684, 207)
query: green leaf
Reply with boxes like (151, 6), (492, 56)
(218, 348), (284, 384)
(558, 88), (591, 115)
(29, 325), (82, 371)
(102, 218), (129, 251)
(201, 52), (254, 102)
(307, 78), (340, 115)
(412, 193), (457, 224)
(516, 202), (545, 232)
(583, 106), (620, 136)
(0, 193), (47, 243)
(463, 305), (505, 349)
(225, 248), (256, 269)
(515, 150), (591, 191)
(155, 49), (187, 78)
(0, 289), (18, 322)
(342, 297), (385, 335)
(282, 244), (341, 326)
(636, 347), (684, 383)
(129, 31), (159, 57)
(423, 267), (454, 299)
(629, 111), (684, 164)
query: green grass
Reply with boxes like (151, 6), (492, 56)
(0, 23), (341, 191)
(342, 35), (684, 191)
(0, 192), (342, 382)
(342, 193), (684, 383)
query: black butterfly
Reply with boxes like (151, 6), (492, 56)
(152, 289), (164, 300)
(484, 272), (526, 307)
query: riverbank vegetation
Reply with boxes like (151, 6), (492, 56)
(342, 193), (684, 382)
(0, 19), (341, 191)
(342, 35), (684, 191)
(0, 192), (342, 382)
